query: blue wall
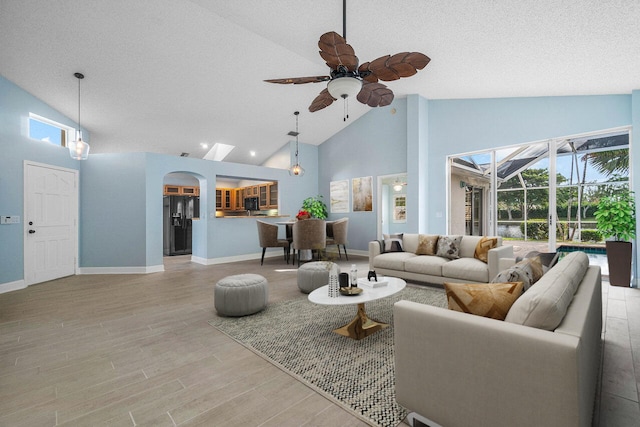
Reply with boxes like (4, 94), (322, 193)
(0, 76), (84, 285)
(3, 71), (640, 288)
(426, 94), (632, 231)
(1, 74), (319, 286)
(318, 99), (409, 250)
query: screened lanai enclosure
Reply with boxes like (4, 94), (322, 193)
(448, 129), (630, 255)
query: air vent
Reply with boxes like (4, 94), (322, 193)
(180, 152), (189, 157)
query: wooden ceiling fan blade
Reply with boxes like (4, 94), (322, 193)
(358, 62), (379, 83)
(264, 76), (331, 84)
(367, 55), (400, 81)
(318, 31), (358, 71)
(309, 88), (336, 112)
(404, 52), (431, 70)
(356, 82), (394, 107)
(362, 51), (431, 82)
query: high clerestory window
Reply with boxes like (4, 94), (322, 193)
(28, 113), (74, 147)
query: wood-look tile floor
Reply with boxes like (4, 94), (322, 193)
(0, 254), (638, 427)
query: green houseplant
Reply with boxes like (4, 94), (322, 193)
(301, 195), (328, 219)
(594, 191), (636, 286)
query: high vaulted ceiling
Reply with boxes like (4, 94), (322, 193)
(2, 1), (640, 165)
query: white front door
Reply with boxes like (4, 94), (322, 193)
(24, 162), (78, 285)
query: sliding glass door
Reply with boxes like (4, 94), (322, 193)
(449, 129), (630, 257)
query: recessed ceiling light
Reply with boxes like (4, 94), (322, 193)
(200, 143), (209, 149)
(250, 151), (256, 157)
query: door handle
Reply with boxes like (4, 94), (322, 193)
(28, 229), (36, 234)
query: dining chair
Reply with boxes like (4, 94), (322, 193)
(292, 219), (326, 266)
(326, 217), (349, 260)
(256, 220), (290, 265)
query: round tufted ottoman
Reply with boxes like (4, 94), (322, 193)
(214, 274), (268, 317)
(297, 261), (340, 294)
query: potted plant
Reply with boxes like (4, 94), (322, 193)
(301, 195), (328, 219)
(594, 190), (636, 286)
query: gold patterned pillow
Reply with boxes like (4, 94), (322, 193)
(474, 236), (498, 263)
(444, 282), (524, 320)
(415, 234), (439, 255)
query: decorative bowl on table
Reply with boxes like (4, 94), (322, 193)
(339, 287), (363, 296)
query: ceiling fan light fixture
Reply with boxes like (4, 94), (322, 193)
(327, 76), (362, 99)
(69, 72), (90, 160)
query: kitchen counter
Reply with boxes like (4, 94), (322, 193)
(217, 215), (291, 219)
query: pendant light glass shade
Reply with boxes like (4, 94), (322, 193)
(289, 163), (305, 176)
(69, 130), (90, 160)
(327, 76), (362, 99)
(289, 111), (305, 176)
(69, 72), (90, 160)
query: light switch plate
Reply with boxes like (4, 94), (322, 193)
(1, 216), (20, 224)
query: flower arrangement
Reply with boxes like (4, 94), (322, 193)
(296, 209), (311, 220)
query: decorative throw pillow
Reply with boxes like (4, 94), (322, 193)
(436, 235), (462, 259)
(383, 233), (404, 253)
(473, 236), (498, 263)
(492, 256), (544, 291)
(516, 251), (560, 273)
(444, 281), (524, 320)
(415, 234), (439, 255)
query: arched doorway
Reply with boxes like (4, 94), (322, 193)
(163, 172), (203, 258)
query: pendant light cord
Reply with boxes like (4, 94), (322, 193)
(74, 72), (84, 132)
(294, 111), (300, 160)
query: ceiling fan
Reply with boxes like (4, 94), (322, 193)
(264, 0), (431, 118)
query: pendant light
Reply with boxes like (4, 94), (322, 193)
(68, 72), (90, 160)
(289, 111), (305, 176)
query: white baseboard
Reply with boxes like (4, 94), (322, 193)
(192, 252), (263, 265)
(0, 279), (27, 294)
(78, 265), (165, 274)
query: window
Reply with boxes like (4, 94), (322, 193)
(28, 113), (74, 147)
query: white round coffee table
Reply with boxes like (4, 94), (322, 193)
(308, 277), (406, 340)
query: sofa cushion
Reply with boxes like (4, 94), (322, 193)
(458, 235), (483, 258)
(436, 235), (463, 259)
(444, 281), (524, 320)
(383, 233), (404, 252)
(415, 234), (439, 255)
(402, 233), (419, 254)
(404, 255), (449, 276)
(492, 256), (544, 291)
(372, 252), (416, 270)
(474, 236), (498, 263)
(505, 251), (589, 330)
(442, 257), (491, 282)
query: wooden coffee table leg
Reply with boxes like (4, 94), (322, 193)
(333, 302), (389, 340)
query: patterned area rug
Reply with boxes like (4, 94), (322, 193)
(209, 285), (447, 427)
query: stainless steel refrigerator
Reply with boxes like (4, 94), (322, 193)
(163, 195), (198, 256)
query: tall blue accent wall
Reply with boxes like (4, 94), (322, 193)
(3, 71), (639, 289)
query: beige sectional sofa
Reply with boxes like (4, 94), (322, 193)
(394, 251), (602, 427)
(368, 234), (513, 285)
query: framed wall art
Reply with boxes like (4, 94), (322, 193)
(393, 194), (407, 223)
(330, 180), (349, 213)
(352, 176), (373, 212)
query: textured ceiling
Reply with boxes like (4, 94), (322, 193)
(2, 0), (640, 165)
